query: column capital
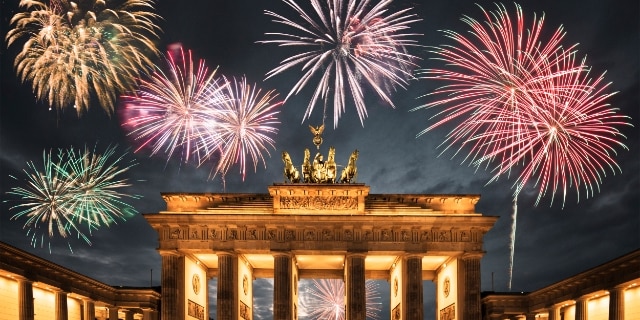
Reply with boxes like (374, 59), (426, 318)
(271, 251), (292, 258)
(216, 250), (238, 257)
(611, 283), (629, 291)
(574, 295), (590, 302)
(346, 252), (367, 258)
(404, 252), (424, 259)
(12, 274), (31, 282)
(158, 249), (183, 257)
(461, 252), (484, 260)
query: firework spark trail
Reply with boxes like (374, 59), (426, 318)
(204, 76), (282, 181)
(6, 0), (161, 114)
(121, 48), (228, 164)
(414, 3), (631, 291)
(261, 0), (421, 128)
(5, 145), (140, 252)
(508, 199), (517, 291)
(298, 279), (382, 320)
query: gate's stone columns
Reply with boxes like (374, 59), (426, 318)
(273, 252), (293, 320)
(217, 251), (238, 320)
(547, 303), (562, 320)
(16, 276), (34, 320)
(108, 306), (119, 320)
(159, 250), (185, 320)
(83, 299), (95, 320)
(609, 285), (626, 320)
(574, 296), (588, 320)
(345, 253), (366, 320)
(459, 253), (482, 320)
(54, 290), (68, 320)
(403, 254), (423, 320)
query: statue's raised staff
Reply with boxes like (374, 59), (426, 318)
(326, 146), (337, 183)
(301, 148), (313, 183)
(340, 149), (359, 183)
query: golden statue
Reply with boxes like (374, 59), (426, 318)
(340, 149), (359, 183)
(309, 124), (324, 149)
(301, 148), (313, 183)
(325, 146), (337, 183)
(282, 151), (300, 183)
(312, 152), (326, 183)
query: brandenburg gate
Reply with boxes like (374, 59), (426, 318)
(144, 127), (498, 320)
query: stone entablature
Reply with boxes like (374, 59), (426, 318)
(160, 188), (481, 215)
(147, 213), (493, 254)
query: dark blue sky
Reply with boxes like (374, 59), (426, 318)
(1, 0), (638, 319)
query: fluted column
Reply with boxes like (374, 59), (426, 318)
(55, 290), (68, 320)
(345, 253), (366, 320)
(547, 304), (561, 320)
(404, 254), (423, 320)
(575, 296), (588, 320)
(609, 286), (625, 320)
(108, 307), (119, 320)
(16, 276), (34, 320)
(217, 251), (238, 320)
(142, 308), (156, 320)
(459, 253), (482, 320)
(160, 250), (185, 320)
(273, 252), (293, 320)
(83, 300), (95, 320)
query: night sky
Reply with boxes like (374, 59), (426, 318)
(1, 0), (638, 319)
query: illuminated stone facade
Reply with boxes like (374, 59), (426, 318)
(144, 183), (499, 320)
(0, 241), (160, 320)
(481, 249), (640, 320)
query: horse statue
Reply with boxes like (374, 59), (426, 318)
(340, 149), (359, 183)
(325, 146), (337, 183)
(282, 151), (300, 183)
(301, 148), (313, 183)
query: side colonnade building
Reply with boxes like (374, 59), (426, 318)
(482, 249), (640, 320)
(0, 241), (160, 320)
(144, 183), (499, 320)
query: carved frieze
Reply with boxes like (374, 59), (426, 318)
(440, 303), (455, 320)
(279, 196), (358, 211)
(240, 301), (251, 320)
(159, 225), (485, 248)
(188, 299), (205, 320)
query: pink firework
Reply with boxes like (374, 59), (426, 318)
(415, 3), (584, 166)
(477, 56), (630, 206)
(261, 0), (421, 128)
(120, 47), (227, 164)
(414, 3), (630, 291)
(204, 76), (282, 181)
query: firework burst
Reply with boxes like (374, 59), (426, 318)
(6, 0), (161, 114)
(205, 76), (282, 181)
(120, 48), (228, 164)
(261, 0), (421, 128)
(414, 3), (631, 290)
(298, 279), (382, 320)
(6, 145), (140, 252)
